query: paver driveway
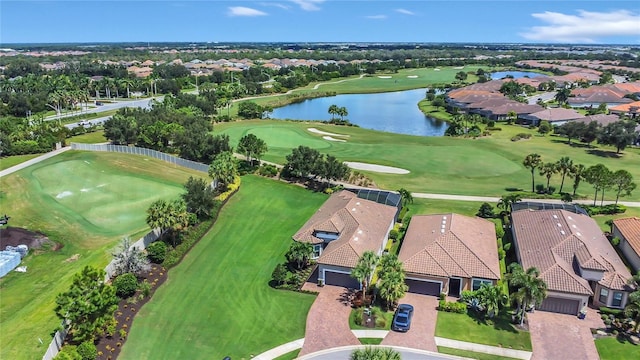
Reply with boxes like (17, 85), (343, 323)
(528, 308), (604, 360)
(381, 293), (438, 351)
(298, 285), (360, 356)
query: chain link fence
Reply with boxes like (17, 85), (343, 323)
(70, 143), (209, 173)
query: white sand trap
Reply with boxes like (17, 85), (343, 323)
(323, 136), (346, 142)
(80, 188), (90, 192)
(344, 162), (410, 174)
(308, 128), (349, 137)
(378, 76), (392, 79)
(56, 191), (73, 199)
(434, 68), (441, 71)
(454, 66), (465, 69)
(97, 183), (107, 188)
(407, 75), (418, 78)
(84, 161), (90, 164)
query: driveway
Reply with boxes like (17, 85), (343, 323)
(380, 293), (438, 351)
(298, 285), (360, 356)
(528, 308), (604, 360)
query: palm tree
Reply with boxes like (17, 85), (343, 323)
(120, 78), (135, 98)
(506, 264), (548, 325)
(337, 106), (349, 121)
(377, 268), (408, 310)
(539, 162), (557, 193)
(555, 157), (573, 194)
(496, 194), (522, 216)
(569, 163), (586, 196)
(624, 273), (640, 333)
(328, 104), (339, 121)
(523, 154), (542, 193)
(285, 242), (314, 269)
(397, 188), (413, 207)
(208, 151), (238, 190)
(476, 283), (507, 318)
(378, 253), (403, 280)
(350, 251), (379, 295)
(555, 88), (571, 105)
(146, 199), (171, 232)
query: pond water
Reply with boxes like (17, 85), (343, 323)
(491, 71), (545, 79)
(270, 88), (448, 136)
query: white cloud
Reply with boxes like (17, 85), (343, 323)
(366, 15), (387, 20)
(520, 10), (640, 43)
(260, 2), (290, 11)
(228, 6), (268, 17)
(395, 8), (415, 16)
(290, 0), (325, 11)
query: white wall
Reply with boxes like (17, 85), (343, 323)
(613, 226), (640, 273)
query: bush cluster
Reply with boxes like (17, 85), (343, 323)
(257, 164), (278, 177)
(438, 300), (467, 313)
(146, 241), (167, 264)
(511, 133), (532, 141)
(215, 176), (241, 202)
(163, 217), (215, 268)
(584, 204), (626, 215)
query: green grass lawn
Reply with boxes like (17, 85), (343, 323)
(119, 175), (326, 359)
(274, 349), (301, 360)
(0, 153), (42, 170)
(360, 338), (383, 345)
(67, 130), (107, 144)
(214, 120), (640, 201)
(435, 311), (532, 351)
(438, 346), (520, 360)
(349, 307), (394, 330)
(0, 151), (205, 360)
(595, 336), (640, 360)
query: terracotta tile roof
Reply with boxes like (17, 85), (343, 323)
(399, 214), (500, 280)
(609, 101), (640, 113)
(512, 209), (632, 295)
(526, 108), (585, 122)
(487, 103), (544, 115)
(568, 88), (633, 105)
(447, 89), (497, 100)
(613, 217), (640, 259)
(576, 114), (621, 127)
(610, 82), (640, 94)
(292, 190), (397, 268)
(452, 93), (505, 104)
(467, 98), (514, 109)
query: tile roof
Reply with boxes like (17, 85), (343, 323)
(576, 114), (621, 127)
(526, 108), (585, 122)
(511, 209), (632, 294)
(292, 190), (397, 268)
(399, 214), (500, 280)
(613, 217), (640, 258)
(609, 101), (640, 113)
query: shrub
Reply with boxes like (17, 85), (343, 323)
(476, 202), (495, 218)
(611, 237), (620, 246)
(215, 176), (241, 202)
(119, 328), (127, 339)
(599, 307), (623, 317)
(139, 279), (152, 298)
(547, 186), (556, 194)
(460, 290), (476, 303)
(438, 300), (467, 313)
(584, 204), (627, 216)
(389, 229), (400, 240)
(498, 248), (506, 260)
(535, 184), (546, 193)
(113, 273), (138, 298)
(487, 120), (496, 127)
(257, 164), (278, 177)
(511, 133), (532, 141)
(271, 263), (288, 285)
(55, 345), (81, 360)
(439, 292), (446, 300)
(77, 341), (98, 360)
(146, 241), (167, 264)
(353, 308), (364, 326)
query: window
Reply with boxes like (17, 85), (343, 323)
(472, 279), (493, 291)
(599, 288), (609, 304)
(312, 244), (322, 259)
(612, 292), (623, 307)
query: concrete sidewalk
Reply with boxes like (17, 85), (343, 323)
(435, 337), (533, 360)
(253, 338), (304, 360)
(0, 147), (71, 178)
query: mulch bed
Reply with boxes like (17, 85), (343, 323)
(0, 226), (59, 251)
(95, 264), (168, 360)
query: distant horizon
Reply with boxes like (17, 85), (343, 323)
(2, 1), (639, 45)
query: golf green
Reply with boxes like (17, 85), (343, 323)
(225, 124), (331, 150)
(31, 159), (184, 232)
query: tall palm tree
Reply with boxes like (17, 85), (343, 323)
(146, 199), (170, 232)
(285, 242), (314, 269)
(328, 104), (339, 121)
(555, 88), (571, 105)
(396, 188), (413, 207)
(556, 157), (573, 194)
(208, 151), (238, 190)
(337, 106), (349, 121)
(539, 162), (557, 193)
(507, 264), (548, 325)
(496, 194), (522, 215)
(120, 78), (135, 98)
(350, 251), (379, 295)
(569, 163), (586, 196)
(476, 283), (507, 318)
(377, 267), (408, 310)
(378, 253), (403, 280)
(523, 154), (542, 193)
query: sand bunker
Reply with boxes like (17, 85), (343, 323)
(434, 68), (441, 71)
(344, 162), (410, 174)
(308, 128), (349, 137)
(56, 191), (72, 199)
(323, 136), (346, 142)
(407, 75), (418, 78)
(377, 76), (393, 79)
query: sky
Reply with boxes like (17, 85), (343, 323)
(1, 0), (639, 44)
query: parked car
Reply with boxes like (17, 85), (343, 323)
(95, 101), (103, 106)
(392, 303), (414, 332)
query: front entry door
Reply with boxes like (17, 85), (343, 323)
(448, 278), (462, 297)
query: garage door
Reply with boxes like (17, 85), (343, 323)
(406, 279), (441, 296)
(324, 271), (361, 289)
(538, 297), (580, 315)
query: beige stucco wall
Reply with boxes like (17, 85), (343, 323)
(613, 225), (640, 273)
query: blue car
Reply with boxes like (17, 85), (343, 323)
(392, 303), (414, 332)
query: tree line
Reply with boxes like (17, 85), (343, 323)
(555, 120), (639, 154)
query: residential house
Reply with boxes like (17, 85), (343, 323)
(511, 209), (633, 315)
(292, 190), (397, 288)
(610, 101), (640, 119)
(612, 217), (640, 272)
(568, 87), (633, 109)
(398, 214), (500, 297)
(575, 114), (621, 127)
(520, 108), (585, 126)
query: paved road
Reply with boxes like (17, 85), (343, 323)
(526, 91), (556, 105)
(45, 97), (160, 122)
(65, 115), (112, 130)
(0, 146), (71, 178)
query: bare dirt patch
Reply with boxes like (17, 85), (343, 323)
(0, 226), (58, 250)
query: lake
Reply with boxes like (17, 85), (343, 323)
(491, 71), (545, 79)
(270, 88), (448, 136)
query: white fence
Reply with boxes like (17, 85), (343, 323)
(70, 143), (209, 173)
(42, 227), (163, 360)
